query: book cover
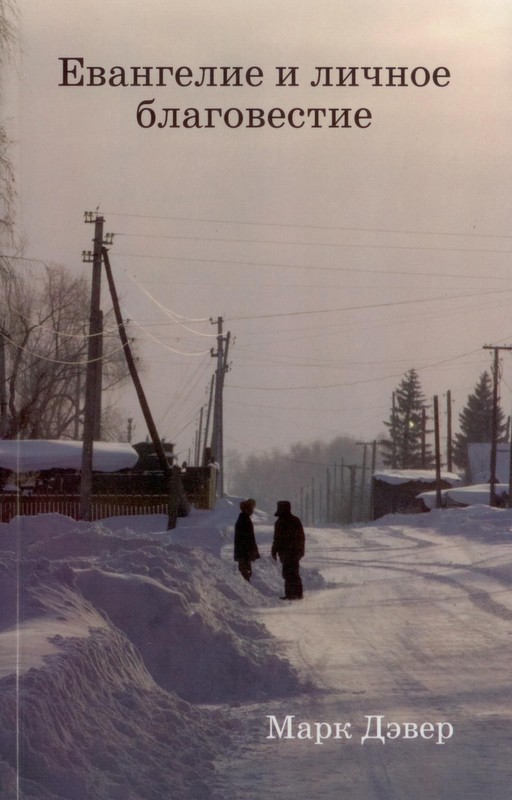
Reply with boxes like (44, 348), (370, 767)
(1, 1), (511, 798)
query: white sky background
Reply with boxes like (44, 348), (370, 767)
(7, 0), (512, 465)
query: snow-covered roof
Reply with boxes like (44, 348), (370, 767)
(373, 469), (461, 486)
(418, 483), (509, 509)
(0, 440), (139, 473)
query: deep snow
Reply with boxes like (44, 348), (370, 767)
(1, 499), (512, 798)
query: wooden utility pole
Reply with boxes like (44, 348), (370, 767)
(102, 247), (170, 477)
(421, 407), (427, 468)
(356, 441), (371, 521)
(203, 374), (215, 465)
(433, 395), (442, 509)
(446, 390), (453, 472)
(508, 406), (512, 508)
(391, 392), (397, 468)
(347, 464), (357, 523)
(326, 467), (331, 522)
(339, 459), (345, 522)
(80, 213), (105, 520)
(483, 345), (512, 505)
(0, 330), (7, 437)
(357, 440), (376, 521)
(210, 317), (230, 496)
(193, 428), (199, 467)
(195, 406), (204, 466)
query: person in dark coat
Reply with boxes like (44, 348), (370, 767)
(234, 498), (260, 582)
(271, 500), (305, 600)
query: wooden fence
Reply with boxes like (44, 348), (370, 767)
(0, 466), (217, 523)
(0, 494), (171, 524)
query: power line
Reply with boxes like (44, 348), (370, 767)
(228, 346), (485, 392)
(115, 233), (512, 257)
(0, 329), (127, 366)
(104, 212), (512, 241)
(123, 269), (214, 327)
(127, 318), (211, 357)
(115, 251), (512, 282)
(227, 287), (512, 322)
(6, 303), (122, 340)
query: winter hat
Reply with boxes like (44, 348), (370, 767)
(240, 498), (256, 512)
(274, 500), (291, 516)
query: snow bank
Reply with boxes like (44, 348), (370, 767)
(419, 483), (509, 509)
(0, 555), (225, 800)
(369, 503), (512, 541)
(0, 499), (317, 799)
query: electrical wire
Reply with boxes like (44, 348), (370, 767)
(127, 317), (211, 357)
(105, 213), (512, 241)
(227, 287), (512, 322)
(227, 346), (486, 392)
(6, 303), (122, 340)
(115, 231), (512, 257)
(0, 329), (128, 366)
(114, 251), (512, 281)
(123, 269), (215, 329)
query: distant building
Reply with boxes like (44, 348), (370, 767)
(467, 442), (511, 484)
(372, 469), (462, 520)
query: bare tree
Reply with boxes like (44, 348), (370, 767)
(0, 0), (18, 264)
(1, 264), (134, 439)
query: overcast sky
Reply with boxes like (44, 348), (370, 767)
(7, 0), (512, 467)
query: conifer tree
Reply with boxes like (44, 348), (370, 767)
(381, 368), (434, 469)
(452, 371), (507, 473)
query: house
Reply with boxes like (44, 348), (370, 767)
(372, 469), (462, 519)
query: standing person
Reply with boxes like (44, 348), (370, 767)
(234, 498), (260, 582)
(271, 500), (305, 600)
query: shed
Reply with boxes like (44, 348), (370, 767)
(372, 469), (462, 519)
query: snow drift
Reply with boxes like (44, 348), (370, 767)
(0, 500), (322, 799)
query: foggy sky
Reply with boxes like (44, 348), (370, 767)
(7, 0), (512, 472)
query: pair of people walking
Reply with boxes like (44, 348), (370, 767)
(234, 498), (305, 600)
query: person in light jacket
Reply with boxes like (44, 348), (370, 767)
(234, 498), (260, 582)
(271, 500), (305, 600)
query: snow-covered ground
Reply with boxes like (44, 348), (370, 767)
(1, 499), (512, 798)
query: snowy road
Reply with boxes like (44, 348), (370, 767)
(218, 511), (512, 799)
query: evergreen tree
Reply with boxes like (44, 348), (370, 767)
(381, 368), (434, 469)
(452, 371), (507, 473)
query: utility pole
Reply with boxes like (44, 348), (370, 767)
(102, 247), (170, 475)
(357, 441), (375, 521)
(508, 405), (512, 508)
(193, 429), (198, 467)
(370, 439), (377, 520)
(421, 407), (427, 468)
(127, 417), (134, 444)
(483, 345), (512, 505)
(446, 390), (453, 472)
(0, 330), (7, 437)
(433, 395), (442, 509)
(195, 406), (204, 466)
(339, 459), (345, 522)
(326, 467), (331, 522)
(210, 317), (230, 497)
(391, 392), (397, 468)
(347, 464), (357, 524)
(203, 374), (215, 465)
(80, 213), (107, 520)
